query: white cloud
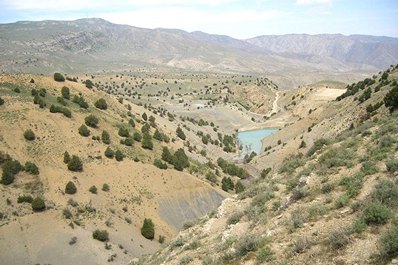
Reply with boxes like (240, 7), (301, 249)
(296, 0), (331, 5)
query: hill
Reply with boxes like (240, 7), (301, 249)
(140, 65), (398, 264)
(2, 18), (397, 87)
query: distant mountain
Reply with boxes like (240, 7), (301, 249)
(0, 18), (396, 87)
(246, 34), (398, 69)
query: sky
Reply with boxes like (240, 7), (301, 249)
(0, 0), (397, 39)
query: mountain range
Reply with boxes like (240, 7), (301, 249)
(1, 18), (397, 87)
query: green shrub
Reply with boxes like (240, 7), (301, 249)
(386, 159), (398, 173)
(142, 112), (148, 121)
(0, 97), (5, 106)
(31, 197), (45, 211)
(205, 172), (217, 183)
(92, 229), (109, 242)
(89, 185), (97, 194)
(118, 127), (129, 137)
(63, 151), (71, 164)
(141, 133), (153, 150)
(153, 129), (163, 141)
(54, 72), (65, 82)
(360, 161), (378, 176)
(115, 149), (124, 161)
(65, 181), (77, 194)
(85, 79), (94, 89)
(25, 161), (39, 175)
(63, 209), (72, 219)
(78, 124), (90, 137)
(1, 158), (22, 185)
(362, 202), (391, 225)
(67, 155), (83, 172)
(279, 154), (305, 174)
(321, 183), (333, 193)
(101, 130), (111, 144)
(352, 218), (367, 233)
(292, 237), (311, 254)
(141, 218), (155, 240)
(380, 225), (398, 258)
(141, 123), (150, 134)
(176, 127), (186, 140)
(24, 129), (35, 141)
(161, 147), (173, 164)
(121, 137), (134, 146)
(306, 138), (328, 157)
(227, 211), (243, 225)
(154, 159), (167, 169)
(128, 118), (135, 128)
(235, 235), (261, 256)
(235, 180), (245, 193)
(335, 194), (350, 208)
(260, 168), (271, 179)
(17, 195), (33, 203)
(94, 98), (107, 110)
(384, 86), (398, 112)
(172, 148), (189, 171)
(371, 179), (398, 206)
(104, 147), (114, 158)
(256, 246), (274, 263)
(85, 115), (99, 128)
(72, 95), (89, 109)
(61, 86), (70, 99)
(102, 183), (110, 192)
(133, 132), (142, 142)
(327, 229), (350, 250)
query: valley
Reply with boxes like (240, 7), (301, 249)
(0, 18), (397, 265)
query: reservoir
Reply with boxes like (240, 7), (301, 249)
(237, 128), (278, 157)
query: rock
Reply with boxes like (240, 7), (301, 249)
(391, 259), (398, 264)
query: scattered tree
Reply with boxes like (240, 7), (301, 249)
(101, 130), (111, 144)
(65, 181), (77, 194)
(24, 129), (35, 141)
(54, 73), (65, 82)
(67, 155), (83, 172)
(31, 197), (46, 211)
(61, 86), (70, 99)
(78, 124), (90, 137)
(115, 149), (124, 161)
(92, 229), (109, 242)
(85, 114), (99, 128)
(176, 127), (186, 140)
(104, 146), (114, 158)
(95, 98), (108, 110)
(141, 218), (155, 240)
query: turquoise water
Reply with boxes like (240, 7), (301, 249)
(237, 128), (278, 156)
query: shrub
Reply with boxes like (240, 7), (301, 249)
(24, 129), (35, 141)
(65, 181), (77, 194)
(154, 159), (167, 169)
(371, 179), (398, 206)
(172, 148), (189, 171)
(362, 202), (391, 225)
(104, 147), (114, 158)
(1, 159), (22, 185)
(31, 197), (45, 211)
(61, 86), (70, 99)
(361, 161), (378, 176)
(292, 237), (311, 253)
(141, 218), (155, 240)
(380, 225), (398, 258)
(78, 124), (90, 137)
(54, 72), (65, 82)
(328, 229), (350, 250)
(72, 95), (89, 109)
(102, 183), (110, 192)
(384, 86), (398, 112)
(227, 211), (243, 225)
(89, 185), (97, 194)
(256, 246), (274, 263)
(205, 172), (217, 183)
(118, 127), (129, 137)
(321, 183), (333, 193)
(235, 235), (261, 256)
(352, 218), (367, 233)
(63, 209), (72, 219)
(142, 112), (147, 121)
(121, 136), (134, 146)
(25, 161), (39, 175)
(101, 130), (111, 144)
(133, 132), (142, 142)
(158, 235), (165, 244)
(128, 118), (135, 128)
(0, 97), (4, 106)
(335, 194), (350, 208)
(92, 229), (109, 242)
(67, 155), (83, 172)
(85, 115), (99, 128)
(261, 168), (271, 178)
(63, 151), (71, 164)
(17, 195), (33, 203)
(85, 79), (94, 89)
(235, 181), (245, 193)
(306, 138), (328, 157)
(115, 150), (124, 161)
(386, 159), (398, 173)
(94, 98), (107, 110)
(176, 127), (186, 140)
(141, 133), (153, 150)
(153, 129), (163, 141)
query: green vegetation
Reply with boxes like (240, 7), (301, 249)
(141, 133), (154, 150)
(0, 97), (4, 105)
(217, 157), (247, 178)
(101, 130), (111, 144)
(172, 148), (189, 171)
(24, 129), (35, 141)
(141, 218), (155, 240)
(176, 127), (186, 140)
(67, 155), (83, 172)
(104, 146), (114, 158)
(17, 194), (33, 203)
(380, 225), (398, 258)
(115, 149), (124, 161)
(61, 86), (70, 99)
(54, 72), (65, 82)
(362, 202), (391, 225)
(94, 98), (107, 110)
(92, 229), (109, 242)
(118, 126), (129, 137)
(154, 159), (167, 169)
(1, 157), (22, 185)
(63, 151), (71, 164)
(85, 114), (99, 128)
(25, 161), (39, 175)
(31, 197), (45, 212)
(78, 124), (90, 137)
(49, 104), (72, 118)
(72, 95), (89, 109)
(65, 181), (77, 194)
(89, 185), (97, 194)
(384, 85), (398, 113)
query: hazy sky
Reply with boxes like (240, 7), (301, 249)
(0, 0), (397, 39)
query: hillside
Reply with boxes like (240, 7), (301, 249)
(140, 66), (398, 264)
(2, 19), (397, 87)
(0, 74), (234, 264)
